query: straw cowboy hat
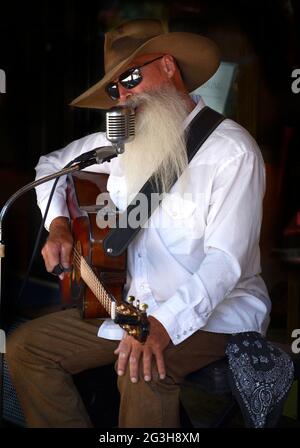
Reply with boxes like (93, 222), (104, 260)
(71, 18), (220, 110)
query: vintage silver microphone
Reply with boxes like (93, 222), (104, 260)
(106, 106), (135, 154)
(72, 106), (135, 164)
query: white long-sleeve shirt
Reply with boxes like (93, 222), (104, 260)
(35, 96), (271, 345)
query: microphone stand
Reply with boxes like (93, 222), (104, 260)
(0, 146), (118, 426)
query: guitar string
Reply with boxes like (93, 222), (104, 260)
(73, 249), (111, 313)
(73, 250), (111, 314)
(72, 247), (112, 314)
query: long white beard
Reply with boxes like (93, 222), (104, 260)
(119, 85), (190, 200)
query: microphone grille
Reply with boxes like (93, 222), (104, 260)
(106, 107), (135, 145)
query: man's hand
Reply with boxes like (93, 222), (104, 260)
(41, 216), (73, 279)
(114, 316), (170, 383)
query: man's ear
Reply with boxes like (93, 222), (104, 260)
(161, 55), (177, 79)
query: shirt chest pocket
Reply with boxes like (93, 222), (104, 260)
(157, 193), (206, 254)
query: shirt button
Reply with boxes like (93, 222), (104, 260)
(138, 253), (142, 258)
(189, 327), (193, 331)
(183, 331), (187, 335)
(176, 335), (180, 339)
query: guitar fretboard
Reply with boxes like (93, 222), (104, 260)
(73, 247), (115, 318)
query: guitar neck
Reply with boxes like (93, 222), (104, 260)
(71, 239), (149, 343)
(78, 255), (116, 319)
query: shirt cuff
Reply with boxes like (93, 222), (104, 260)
(149, 298), (209, 345)
(97, 319), (124, 340)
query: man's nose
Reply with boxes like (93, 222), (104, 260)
(118, 84), (133, 104)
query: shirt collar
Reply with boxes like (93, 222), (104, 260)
(183, 94), (206, 130)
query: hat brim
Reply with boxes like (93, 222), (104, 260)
(70, 32), (220, 110)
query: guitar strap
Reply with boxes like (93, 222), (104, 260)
(103, 106), (225, 257)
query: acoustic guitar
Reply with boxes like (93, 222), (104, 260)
(60, 171), (149, 343)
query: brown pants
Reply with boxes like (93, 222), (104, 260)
(6, 308), (229, 428)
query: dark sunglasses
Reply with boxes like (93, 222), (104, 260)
(105, 56), (164, 100)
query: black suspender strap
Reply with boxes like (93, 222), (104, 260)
(103, 106), (225, 257)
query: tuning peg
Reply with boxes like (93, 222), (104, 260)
(140, 303), (148, 313)
(129, 329), (137, 337)
(127, 295), (135, 304)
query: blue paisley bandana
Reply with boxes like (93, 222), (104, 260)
(226, 332), (294, 428)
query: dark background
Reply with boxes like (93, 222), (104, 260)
(0, 0), (300, 337)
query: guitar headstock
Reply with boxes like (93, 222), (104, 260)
(114, 296), (150, 343)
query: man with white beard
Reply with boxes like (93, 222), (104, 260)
(6, 19), (271, 428)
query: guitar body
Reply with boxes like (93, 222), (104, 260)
(60, 171), (127, 319)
